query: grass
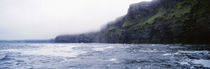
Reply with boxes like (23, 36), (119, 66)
(146, 8), (166, 24)
(152, 36), (159, 42)
(137, 8), (166, 27)
(108, 26), (116, 31)
(168, 0), (198, 18)
(122, 0), (198, 30)
(107, 26), (121, 35)
(122, 20), (134, 28)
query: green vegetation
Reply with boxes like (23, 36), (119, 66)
(137, 18), (149, 28)
(151, 36), (160, 42)
(137, 8), (166, 27)
(193, 9), (206, 16)
(146, 8), (166, 24)
(168, 0), (198, 18)
(108, 26), (117, 31)
(107, 26), (121, 35)
(122, 20), (133, 28)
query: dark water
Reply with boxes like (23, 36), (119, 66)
(0, 43), (209, 69)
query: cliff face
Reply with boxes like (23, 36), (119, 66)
(55, 0), (210, 44)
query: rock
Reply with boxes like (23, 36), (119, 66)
(55, 0), (210, 44)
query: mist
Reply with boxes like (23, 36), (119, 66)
(0, 0), (152, 40)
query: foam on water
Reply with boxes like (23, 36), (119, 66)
(1, 44), (87, 57)
(92, 46), (114, 51)
(192, 59), (210, 68)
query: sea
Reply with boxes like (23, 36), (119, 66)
(0, 43), (209, 69)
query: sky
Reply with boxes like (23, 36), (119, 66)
(0, 0), (152, 40)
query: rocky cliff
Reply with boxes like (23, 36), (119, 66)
(55, 0), (210, 44)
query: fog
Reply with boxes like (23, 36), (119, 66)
(0, 0), (152, 40)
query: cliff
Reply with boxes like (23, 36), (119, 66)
(55, 0), (210, 44)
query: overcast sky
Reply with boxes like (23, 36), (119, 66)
(0, 0), (152, 40)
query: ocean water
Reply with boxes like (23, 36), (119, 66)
(0, 43), (209, 69)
